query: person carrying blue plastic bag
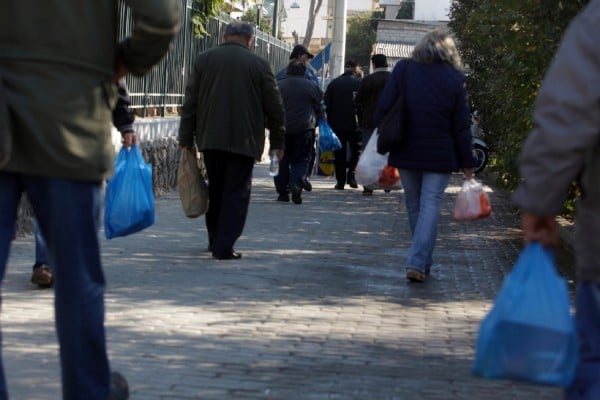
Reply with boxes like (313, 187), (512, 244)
(472, 242), (578, 386)
(104, 144), (155, 239)
(511, 1), (600, 398)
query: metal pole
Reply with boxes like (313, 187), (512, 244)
(271, 0), (278, 38)
(330, 0), (347, 77)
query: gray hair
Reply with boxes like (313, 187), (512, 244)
(224, 21), (254, 38)
(412, 30), (463, 72)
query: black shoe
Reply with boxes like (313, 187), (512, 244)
(302, 176), (313, 192)
(31, 265), (53, 288)
(277, 193), (290, 202)
(213, 251), (242, 260)
(362, 189), (373, 196)
(290, 185), (302, 204)
(109, 371), (129, 400)
(347, 176), (358, 189)
(334, 183), (345, 190)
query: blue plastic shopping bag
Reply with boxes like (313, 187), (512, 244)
(318, 118), (342, 152)
(472, 242), (578, 386)
(104, 145), (155, 239)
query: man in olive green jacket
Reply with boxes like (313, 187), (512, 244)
(0, 1), (180, 399)
(179, 21), (285, 260)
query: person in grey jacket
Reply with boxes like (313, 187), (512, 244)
(179, 21), (285, 260)
(275, 61), (324, 204)
(512, 1), (600, 398)
(0, 1), (180, 399)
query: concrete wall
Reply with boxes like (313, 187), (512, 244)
(15, 117), (272, 237)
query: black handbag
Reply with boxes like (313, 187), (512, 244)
(377, 62), (407, 155)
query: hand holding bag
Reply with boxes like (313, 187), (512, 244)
(472, 242), (578, 386)
(452, 178), (492, 221)
(318, 118), (342, 152)
(104, 144), (155, 239)
(177, 148), (209, 218)
(376, 62), (407, 155)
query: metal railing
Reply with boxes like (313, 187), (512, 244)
(118, 1), (293, 117)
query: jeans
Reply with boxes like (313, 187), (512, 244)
(565, 283), (600, 400)
(33, 218), (49, 267)
(0, 172), (110, 400)
(274, 130), (313, 194)
(399, 169), (451, 272)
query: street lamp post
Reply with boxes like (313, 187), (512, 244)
(256, 0), (264, 28)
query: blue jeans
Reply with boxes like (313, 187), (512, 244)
(399, 170), (450, 273)
(274, 130), (314, 194)
(565, 283), (600, 400)
(33, 218), (49, 267)
(0, 172), (110, 400)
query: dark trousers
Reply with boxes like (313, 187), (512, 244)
(203, 150), (254, 255)
(334, 130), (362, 185)
(306, 131), (317, 178)
(274, 130), (314, 194)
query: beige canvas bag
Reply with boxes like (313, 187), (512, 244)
(177, 148), (209, 218)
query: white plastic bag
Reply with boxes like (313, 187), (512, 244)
(355, 129), (388, 187)
(453, 178), (492, 221)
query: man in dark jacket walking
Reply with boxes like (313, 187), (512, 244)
(179, 22), (285, 260)
(275, 61), (324, 204)
(354, 54), (391, 195)
(324, 60), (362, 189)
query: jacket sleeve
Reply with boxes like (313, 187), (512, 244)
(112, 78), (135, 135)
(119, 0), (181, 76)
(373, 61), (403, 126)
(452, 80), (475, 169)
(262, 65), (286, 150)
(513, 5), (600, 215)
(178, 57), (202, 147)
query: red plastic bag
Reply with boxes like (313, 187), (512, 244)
(453, 178), (492, 221)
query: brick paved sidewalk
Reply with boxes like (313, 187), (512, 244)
(3, 163), (574, 399)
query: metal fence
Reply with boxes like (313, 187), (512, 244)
(118, 1), (293, 117)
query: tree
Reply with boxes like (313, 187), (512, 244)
(345, 12), (376, 71)
(192, 0), (226, 38)
(302, 0), (325, 47)
(240, 8), (272, 34)
(396, 0), (414, 19)
(448, 0), (587, 214)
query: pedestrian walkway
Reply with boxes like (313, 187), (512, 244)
(3, 163), (574, 400)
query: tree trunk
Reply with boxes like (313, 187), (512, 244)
(302, 0), (324, 47)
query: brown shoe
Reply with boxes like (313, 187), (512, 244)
(31, 265), (53, 288)
(406, 268), (427, 283)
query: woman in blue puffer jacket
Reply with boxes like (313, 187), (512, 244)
(374, 30), (475, 283)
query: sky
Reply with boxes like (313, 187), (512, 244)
(281, 0), (451, 38)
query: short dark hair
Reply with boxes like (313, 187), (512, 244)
(287, 60), (306, 77)
(224, 22), (254, 38)
(344, 59), (357, 69)
(371, 54), (388, 68)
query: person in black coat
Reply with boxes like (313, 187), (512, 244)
(324, 60), (362, 189)
(354, 54), (391, 195)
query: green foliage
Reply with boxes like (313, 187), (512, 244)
(396, 0), (415, 19)
(192, 0), (226, 38)
(240, 8), (272, 34)
(346, 12), (376, 72)
(449, 0), (588, 198)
